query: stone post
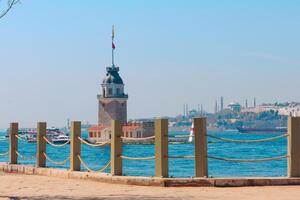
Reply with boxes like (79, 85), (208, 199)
(36, 122), (46, 167)
(155, 118), (168, 178)
(288, 117), (300, 177)
(9, 122), (18, 164)
(111, 120), (122, 175)
(194, 117), (208, 177)
(70, 121), (81, 171)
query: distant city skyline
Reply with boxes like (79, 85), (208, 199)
(1, 1), (300, 128)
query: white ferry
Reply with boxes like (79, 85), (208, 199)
(6, 128), (69, 144)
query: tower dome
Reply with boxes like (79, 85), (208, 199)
(102, 65), (124, 85)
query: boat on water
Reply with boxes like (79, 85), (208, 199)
(6, 127), (70, 143)
(0, 136), (6, 140)
(237, 127), (287, 134)
(50, 134), (70, 144)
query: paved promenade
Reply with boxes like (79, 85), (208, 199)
(0, 172), (300, 200)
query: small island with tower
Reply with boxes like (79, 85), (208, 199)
(88, 27), (154, 143)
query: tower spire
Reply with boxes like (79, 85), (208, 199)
(112, 25), (115, 66)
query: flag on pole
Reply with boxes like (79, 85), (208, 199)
(112, 25), (115, 49)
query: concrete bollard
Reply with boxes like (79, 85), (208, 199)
(155, 118), (168, 178)
(9, 123), (18, 164)
(288, 117), (300, 177)
(36, 122), (46, 167)
(70, 121), (81, 171)
(194, 117), (208, 177)
(111, 120), (122, 175)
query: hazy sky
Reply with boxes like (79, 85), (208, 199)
(1, 1), (300, 128)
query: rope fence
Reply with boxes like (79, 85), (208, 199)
(3, 117), (300, 178)
(43, 152), (70, 165)
(43, 136), (70, 148)
(120, 136), (155, 141)
(169, 135), (194, 138)
(0, 137), (8, 141)
(206, 134), (288, 143)
(0, 151), (9, 157)
(16, 151), (35, 161)
(168, 155), (195, 159)
(15, 135), (27, 142)
(77, 155), (111, 173)
(207, 155), (289, 163)
(118, 134), (156, 166)
(78, 137), (111, 147)
(120, 155), (155, 161)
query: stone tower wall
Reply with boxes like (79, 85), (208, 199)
(98, 99), (127, 126)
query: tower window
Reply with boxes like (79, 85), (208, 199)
(116, 88), (120, 95)
(108, 88), (112, 95)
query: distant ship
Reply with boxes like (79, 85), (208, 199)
(237, 127), (287, 134)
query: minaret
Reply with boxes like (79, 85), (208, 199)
(186, 104), (189, 117)
(220, 96), (224, 113)
(97, 26), (128, 126)
(215, 100), (218, 114)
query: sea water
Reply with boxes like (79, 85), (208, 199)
(0, 130), (287, 178)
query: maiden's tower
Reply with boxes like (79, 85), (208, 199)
(88, 27), (154, 143)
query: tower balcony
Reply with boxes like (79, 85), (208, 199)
(97, 94), (128, 99)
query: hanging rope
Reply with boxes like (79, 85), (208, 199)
(43, 136), (70, 147)
(169, 135), (193, 138)
(0, 151), (8, 157)
(120, 136), (155, 141)
(206, 134), (288, 143)
(78, 137), (111, 147)
(16, 151), (35, 161)
(0, 137), (8, 141)
(15, 135), (27, 142)
(207, 155), (288, 162)
(168, 155), (195, 159)
(43, 152), (70, 165)
(119, 155), (155, 160)
(77, 155), (111, 173)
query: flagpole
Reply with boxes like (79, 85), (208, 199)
(112, 25), (114, 66)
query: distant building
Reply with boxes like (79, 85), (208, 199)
(241, 102), (300, 116)
(188, 109), (198, 118)
(278, 104), (300, 117)
(227, 102), (241, 112)
(241, 104), (277, 113)
(88, 121), (154, 143)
